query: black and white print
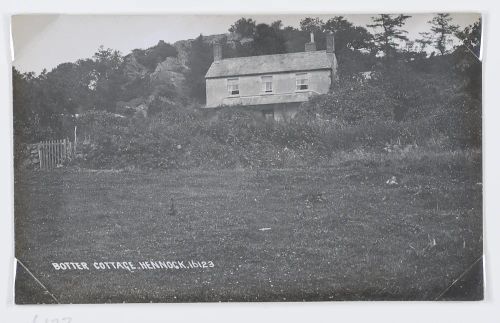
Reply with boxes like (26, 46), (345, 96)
(13, 13), (482, 303)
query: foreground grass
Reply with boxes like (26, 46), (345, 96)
(14, 151), (482, 303)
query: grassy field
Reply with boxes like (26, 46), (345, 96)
(14, 151), (483, 303)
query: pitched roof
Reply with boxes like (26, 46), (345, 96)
(205, 50), (333, 79)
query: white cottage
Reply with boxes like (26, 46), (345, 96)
(204, 33), (338, 121)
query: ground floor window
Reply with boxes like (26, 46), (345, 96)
(262, 109), (274, 121)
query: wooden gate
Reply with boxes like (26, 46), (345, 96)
(38, 139), (74, 170)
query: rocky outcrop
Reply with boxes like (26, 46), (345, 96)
(150, 57), (188, 97)
(172, 39), (192, 66)
(122, 53), (149, 79)
(119, 32), (254, 106)
(173, 33), (245, 64)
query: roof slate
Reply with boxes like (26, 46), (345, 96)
(205, 50), (333, 78)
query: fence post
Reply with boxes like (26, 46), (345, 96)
(41, 141), (44, 170)
(48, 140), (50, 169)
(45, 140), (48, 169)
(50, 140), (54, 169)
(63, 139), (67, 162)
(53, 140), (56, 167)
(38, 143), (42, 170)
(37, 138), (77, 170)
(42, 141), (46, 170)
(74, 126), (77, 153)
(57, 139), (61, 165)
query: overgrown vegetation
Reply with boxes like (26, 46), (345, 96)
(13, 15), (482, 171)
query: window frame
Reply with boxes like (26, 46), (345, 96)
(295, 72), (309, 91)
(227, 78), (240, 96)
(261, 75), (273, 93)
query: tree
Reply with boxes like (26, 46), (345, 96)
(229, 18), (256, 38)
(456, 20), (481, 58)
(454, 20), (482, 99)
(429, 13), (459, 55)
(322, 16), (376, 78)
(415, 32), (433, 53)
(280, 26), (311, 53)
(90, 46), (126, 111)
(323, 16), (373, 51)
(367, 14), (411, 57)
(251, 23), (286, 56)
(299, 17), (324, 33)
(13, 68), (41, 143)
(185, 34), (213, 103)
(271, 20), (283, 32)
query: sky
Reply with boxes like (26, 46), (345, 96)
(11, 13), (481, 74)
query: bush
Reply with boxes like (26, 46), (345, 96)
(296, 80), (394, 124)
(435, 94), (481, 149)
(67, 61), (480, 172)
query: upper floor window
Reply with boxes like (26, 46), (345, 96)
(296, 73), (309, 91)
(227, 78), (239, 96)
(262, 76), (273, 93)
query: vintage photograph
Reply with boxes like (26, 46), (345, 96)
(12, 13), (482, 303)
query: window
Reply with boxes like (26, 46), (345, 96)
(262, 76), (273, 93)
(227, 78), (239, 96)
(296, 73), (309, 91)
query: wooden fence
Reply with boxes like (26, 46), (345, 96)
(38, 139), (74, 170)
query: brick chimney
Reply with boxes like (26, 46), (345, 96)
(326, 33), (339, 86)
(305, 32), (316, 52)
(213, 41), (222, 62)
(326, 32), (335, 53)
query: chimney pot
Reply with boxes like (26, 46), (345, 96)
(305, 32), (316, 52)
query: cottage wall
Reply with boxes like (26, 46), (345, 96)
(206, 69), (332, 108)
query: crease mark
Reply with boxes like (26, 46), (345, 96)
(464, 44), (481, 62)
(16, 258), (60, 304)
(434, 255), (483, 300)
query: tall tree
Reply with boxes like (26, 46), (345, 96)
(367, 14), (411, 57)
(455, 20), (481, 58)
(229, 18), (256, 38)
(185, 35), (213, 103)
(415, 32), (433, 53)
(323, 16), (374, 51)
(13, 68), (40, 142)
(429, 13), (459, 55)
(90, 46), (126, 111)
(299, 17), (324, 33)
(271, 20), (283, 32)
(280, 26), (311, 53)
(299, 17), (325, 47)
(454, 20), (482, 99)
(322, 16), (376, 78)
(252, 23), (286, 56)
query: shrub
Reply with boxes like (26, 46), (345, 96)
(296, 80), (395, 124)
(67, 69), (480, 171)
(435, 94), (481, 149)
